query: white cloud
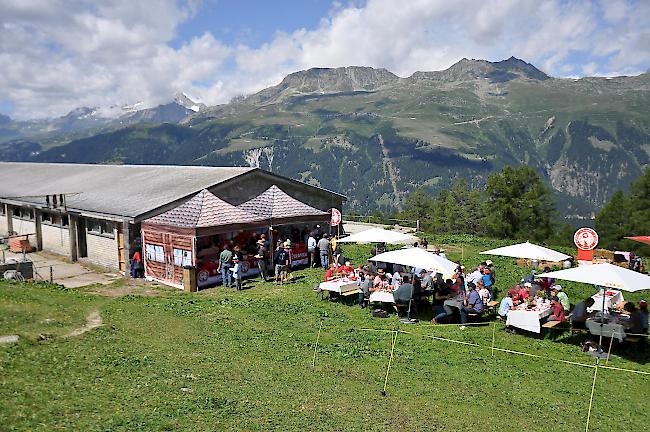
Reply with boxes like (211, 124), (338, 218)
(0, 0), (648, 119)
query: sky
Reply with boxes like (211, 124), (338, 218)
(1, 0), (649, 120)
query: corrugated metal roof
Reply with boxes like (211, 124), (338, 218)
(145, 189), (265, 228)
(238, 185), (327, 220)
(0, 162), (254, 219)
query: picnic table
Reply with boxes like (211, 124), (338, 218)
(589, 289), (624, 312)
(585, 314), (630, 342)
(506, 302), (553, 333)
(369, 290), (395, 304)
(319, 279), (360, 297)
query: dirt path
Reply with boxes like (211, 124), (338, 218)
(64, 310), (103, 337)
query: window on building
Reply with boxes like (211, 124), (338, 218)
(13, 207), (34, 220)
(145, 244), (165, 263)
(87, 218), (115, 238)
(42, 212), (53, 224)
(0, 204), (5, 215)
(173, 248), (193, 267)
(61, 215), (69, 227)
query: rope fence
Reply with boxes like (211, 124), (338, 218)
(311, 319), (649, 432)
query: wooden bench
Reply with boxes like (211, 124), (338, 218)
(341, 289), (360, 297)
(542, 320), (563, 329)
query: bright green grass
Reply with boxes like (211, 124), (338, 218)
(1, 238), (648, 431)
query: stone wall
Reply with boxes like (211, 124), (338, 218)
(81, 228), (119, 270)
(41, 223), (71, 256)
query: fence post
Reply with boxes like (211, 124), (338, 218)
(312, 319), (323, 368)
(49, 266), (53, 283)
(491, 322), (497, 357)
(416, 219), (420, 232)
(585, 359), (600, 432)
(382, 329), (399, 396)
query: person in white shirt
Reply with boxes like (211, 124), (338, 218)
(467, 267), (483, 285)
(391, 271), (401, 288)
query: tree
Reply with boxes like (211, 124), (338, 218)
(595, 191), (633, 250)
(596, 168), (650, 254)
(484, 166), (555, 241)
(399, 188), (435, 230)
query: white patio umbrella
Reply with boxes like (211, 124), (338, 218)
(539, 263), (650, 356)
(538, 263), (650, 292)
(370, 247), (458, 277)
(338, 227), (418, 245)
(480, 241), (572, 262)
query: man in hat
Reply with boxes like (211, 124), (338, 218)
(254, 238), (268, 282)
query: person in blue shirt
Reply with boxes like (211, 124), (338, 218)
(460, 282), (484, 325)
(482, 268), (494, 299)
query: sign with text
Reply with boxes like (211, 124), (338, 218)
(574, 228), (599, 251)
(330, 208), (342, 226)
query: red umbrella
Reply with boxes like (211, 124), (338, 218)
(624, 236), (650, 246)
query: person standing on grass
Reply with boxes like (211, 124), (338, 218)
(459, 282), (484, 326)
(307, 234), (317, 268)
(317, 235), (330, 269)
(255, 239), (268, 282)
(231, 256), (242, 291)
(217, 245), (233, 288)
(274, 242), (290, 284)
(481, 268), (494, 299)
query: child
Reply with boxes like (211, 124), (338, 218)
(231, 256), (242, 291)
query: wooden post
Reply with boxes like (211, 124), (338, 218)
(49, 266), (53, 283)
(182, 266), (197, 292)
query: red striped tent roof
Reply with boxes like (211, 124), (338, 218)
(145, 189), (264, 228)
(238, 185), (327, 221)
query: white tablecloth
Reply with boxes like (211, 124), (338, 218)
(585, 318), (627, 342)
(589, 290), (624, 312)
(370, 290), (395, 303)
(506, 305), (553, 333)
(319, 280), (359, 294)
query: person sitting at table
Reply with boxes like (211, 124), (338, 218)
(459, 282), (484, 326)
(571, 297), (595, 329)
(553, 285), (570, 312)
(477, 280), (490, 306)
(421, 270), (434, 292)
(338, 261), (355, 277)
(623, 302), (644, 335)
(639, 300), (648, 334)
(520, 283), (532, 302)
(357, 270), (372, 308)
(371, 269), (389, 292)
(466, 266), (483, 286)
(547, 296), (566, 322)
(430, 279), (451, 324)
(498, 290), (516, 318)
(391, 269), (402, 288)
(324, 263), (339, 282)
(393, 275), (415, 309)
(523, 270), (536, 284)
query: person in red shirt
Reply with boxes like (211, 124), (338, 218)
(338, 261), (354, 277)
(324, 263), (339, 281)
(548, 296), (566, 322)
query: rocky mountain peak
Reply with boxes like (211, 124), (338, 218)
(409, 56), (549, 83)
(278, 66), (399, 93)
(173, 92), (205, 112)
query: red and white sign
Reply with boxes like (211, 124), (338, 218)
(331, 208), (342, 226)
(574, 228), (598, 251)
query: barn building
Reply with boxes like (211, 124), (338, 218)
(0, 163), (344, 277)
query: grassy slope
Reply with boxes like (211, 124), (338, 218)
(1, 238), (648, 431)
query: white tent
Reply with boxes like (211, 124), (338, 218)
(338, 227), (418, 244)
(538, 263), (650, 292)
(370, 247), (458, 277)
(480, 241), (571, 262)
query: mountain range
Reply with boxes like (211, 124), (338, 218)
(1, 57), (649, 221)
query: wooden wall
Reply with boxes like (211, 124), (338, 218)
(142, 228), (194, 287)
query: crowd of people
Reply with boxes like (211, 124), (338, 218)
(321, 251), (649, 341)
